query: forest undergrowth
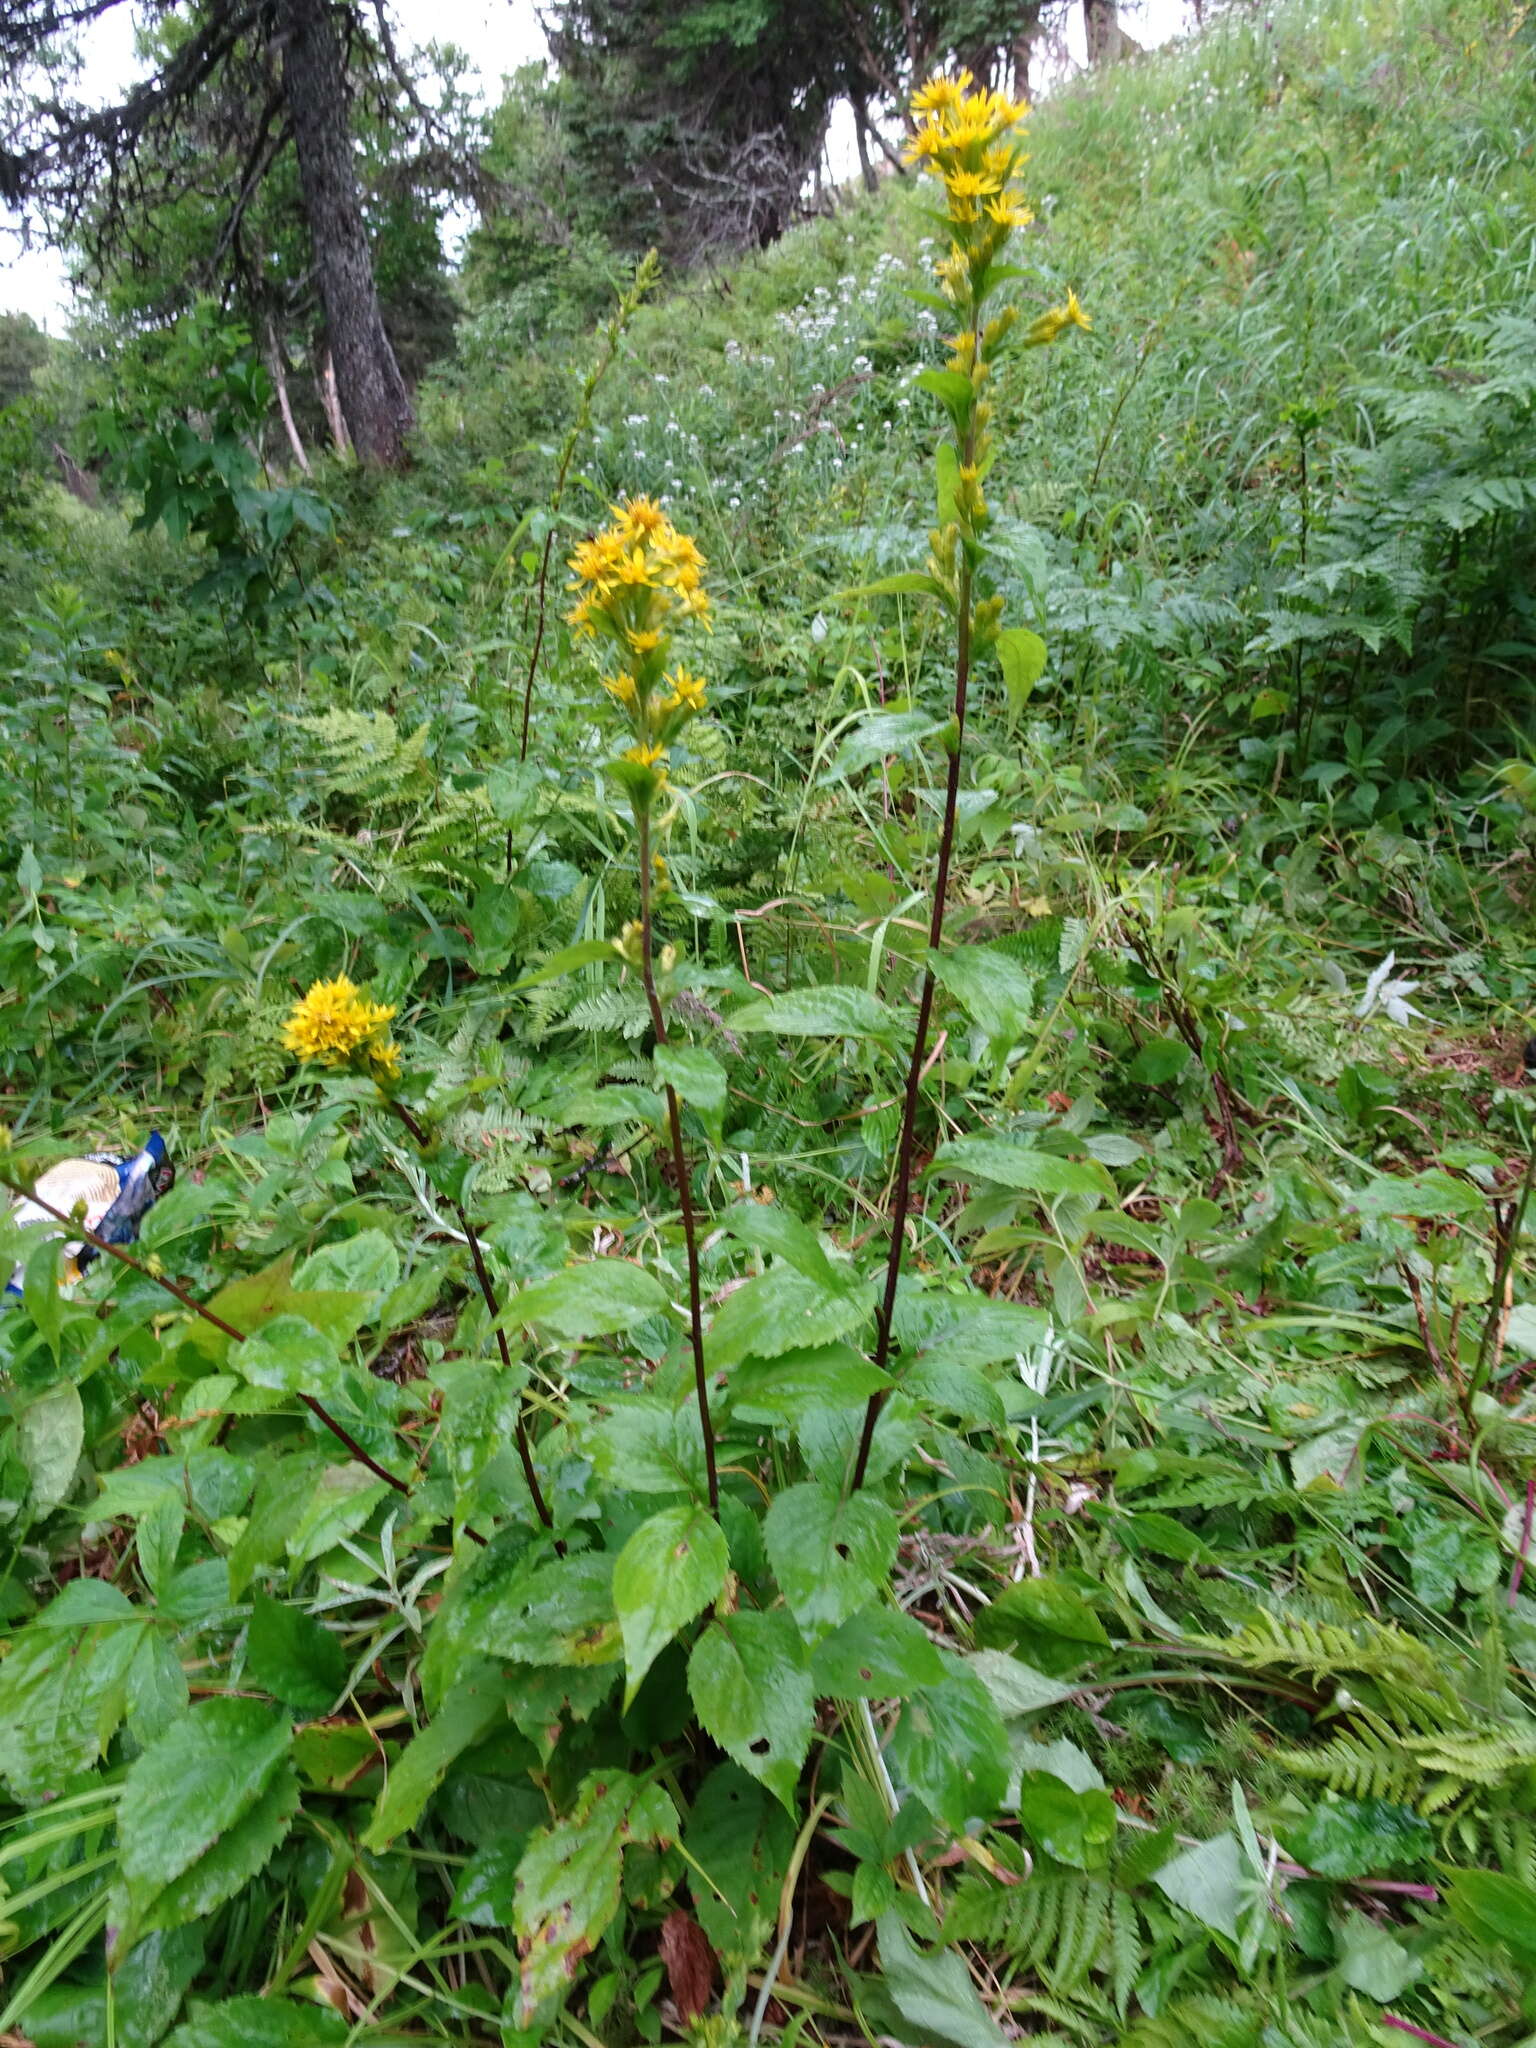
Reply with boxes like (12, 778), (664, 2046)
(2, 0), (1536, 2042)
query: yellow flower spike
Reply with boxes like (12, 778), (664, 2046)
(283, 975), (399, 1074)
(1021, 289), (1094, 349)
(612, 920), (647, 967)
(627, 627), (664, 655)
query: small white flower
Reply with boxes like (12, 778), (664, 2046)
(1355, 951), (1427, 1027)
(810, 613), (829, 644)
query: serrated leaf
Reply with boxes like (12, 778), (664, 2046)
(831, 709), (949, 779)
(140, 1762), (300, 1933)
(655, 1042), (728, 1112)
(810, 1606), (946, 1695)
(731, 1343), (890, 1417)
(890, 1661), (1009, 1833)
(245, 1590), (347, 1714)
(708, 1268), (872, 1370)
(164, 1998), (346, 2047)
(503, 1260), (670, 1339)
(996, 625), (1046, 708)
(932, 1137), (1112, 1199)
(730, 984), (897, 1039)
(120, 1699), (292, 1918)
(877, 1910), (1008, 2048)
(17, 1380), (83, 1515)
(718, 1202), (842, 1289)
(362, 1671), (506, 1850)
(688, 1609), (813, 1808)
(763, 1483), (899, 1638)
(613, 1504), (729, 1706)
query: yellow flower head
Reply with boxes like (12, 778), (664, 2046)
(625, 742), (667, 769)
(1022, 288), (1094, 348)
(627, 627), (664, 655)
(904, 71), (1031, 262)
(604, 671), (640, 707)
(912, 69), (974, 116)
(567, 503), (711, 636)
(282, 976), (399, 1076)
(664, 667), (708, 714)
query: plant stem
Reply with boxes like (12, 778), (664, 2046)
(379, 1095), (553, 1531)
(850, 550), (973, 1494)
(1471, 1129), (1536, 1401)
(0, 1168), (411, 1500)
(636, 805), (718, 1515)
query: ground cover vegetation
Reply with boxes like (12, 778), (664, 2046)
(2, 0), (1536, 2041)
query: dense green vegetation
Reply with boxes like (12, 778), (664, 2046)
(2, 0), (1536, 2042)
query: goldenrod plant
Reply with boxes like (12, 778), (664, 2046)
(567, 495), (719, 1512)
(852, 71), (1089, 1490)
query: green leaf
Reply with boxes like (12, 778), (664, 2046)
(995, 626), (1047, 709)
(831, 709), (949, 779)
(809, 1607), (946, 1696)
(362, 1671), (506, 1850)
(244, 1592), (346, 1715)
(930, 944), (1038, 1049)
(1286, 1796), (1431, 1878)
(915, 367), (977, 430)
(967, 1647), (1075, 1718)
(763, 1483), (899, 1638)
(889, 1661), (1009, 1833)
(613, 1503), (730, 1706)
(439, 1550), (623, 1675)
(17, 1380), (83, 1515)
(936, 441), (961, 527)
(688, 1609), (814, 1809)
(931, 1137), (1113, 1199)
(838, 571), (951, 602)
(719, 1202), (842, 1290)
(1443, 1867), (1536, 1966)
(513, 1770), (677, 2024)
(877, 1910), (1008, 2048)
(293, 1229), (399, 1300)
(1015, 1773), (1116, 1869)
(1126, 1036), (1192, 1085)
(1153, 1831), (1244, 1939)
(232, 1313), (339, 1394)
(655, 1041), (727, 1113)
(590, 1402), (710, 1497)
(730, 984), (897, 1039)
(686, 1765), (792, 1973)
(708, 1268), (872, 1371)
(508, 937), (616, 991)
(731, 1344), (890, 1418)
(164, 1997), (346, 2047)
(503, 1260), (670, 1340)
(119, 1699), (292, 1921)
(140, 1764), (300, 1933)
(286, 1465), (391, 1564)
(0, 1601), (139, 1796)
(1336, 1912), (1420, 2000)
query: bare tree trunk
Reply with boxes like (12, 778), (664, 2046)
(852, 96), (878, 194)
(317, 346), (350, 454)
(275, 0), (412, 467)
(1013, 1), (1044, 99)
(1084, 0), (1121, 65)
(266, 319), (312, 476)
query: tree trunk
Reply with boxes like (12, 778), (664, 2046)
(275, 0), (412, 466)
(316, 346), (351, 455)
(1013, 1), (1044, 99)
(266, 319), (312, 476)
(852, 97), (878, 195)
(1084, 0), (1121, 65)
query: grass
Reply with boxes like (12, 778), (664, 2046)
(1, 0), (1536, 2040)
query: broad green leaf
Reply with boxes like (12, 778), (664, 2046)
(932, 1137), (1113, 1199)
(1443, 1867), (1536, 1966)
(1337, 1911), (1420, 1999)
(286, 1465), (391, 1564)
(763, 1483), (899, 1638)
(1015, 1772), (1116, 1869)
(139, 1764), (300, 1933)
(17, 1379), (83, 1515)
(119, 1698), (292, 1917)
(809, 1606), (946, 1696)
(996, 625), (1047, 709)
(708, 1268), (872, 1370)
(877, 1910), (1009, 2048)
(967, 1647), (1075, 1718)
(0, 1603), (139, 1797)
(245, 1590), (348, 1714)
(1348, 1168), (1488, 1223)
(613, 1504), (730, 1706)
(513, 1771), (677, 2024)
(889, 1661), (1009, 1833)
(686, 1765), (793, 1974)
(731, 1344), (890, 1418)
(930, 943), (1038, 1048)
(293, 1229), (399, 1300)
(164, 1997), (346, 2047)
(508, 937), (616, 991)
(231, 1313), (338, 1394)
(191, 1255), (369, 1362)
(443, 1550), (623, 1673)
(729, 985), (897, 1039)
(719, 1201), (843, 1289)
(590, 1401), (711, 1496)
(915, 366), (976, 429)
(503, 1260), (670, 1340)
(1153, 1830), (1244, 1939)
(1126, 1035), (1192, 1085)
(831, 709), (949, 779)
(655, 1041), (728, 1113)
(688, 1608), (814, 1809)
(362, 1671), (506, 1850)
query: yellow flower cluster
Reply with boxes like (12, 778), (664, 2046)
(568, 499), (711, 811)
(906, 71), (1033, 266)
(282, 976), (400, 1081)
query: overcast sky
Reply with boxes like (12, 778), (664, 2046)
(1, 0), (1179, 331)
